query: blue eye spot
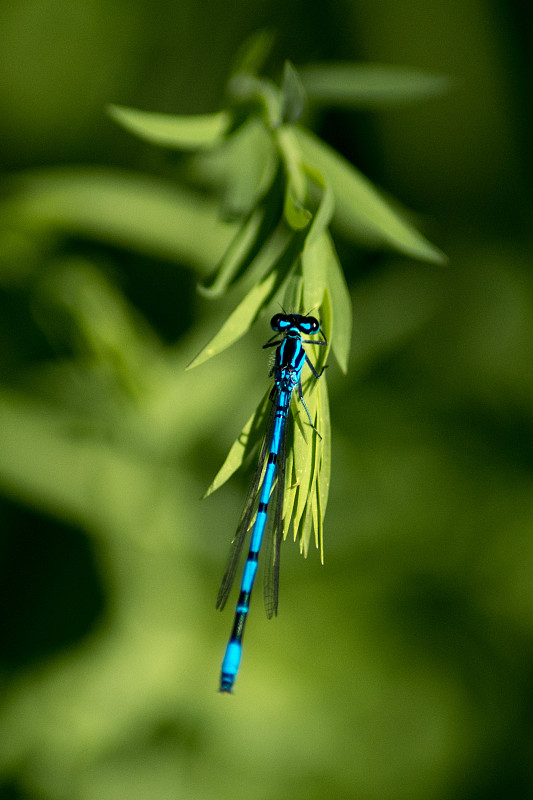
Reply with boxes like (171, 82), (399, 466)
(298, 316), (320, 334)
(271, 313), (292, 332)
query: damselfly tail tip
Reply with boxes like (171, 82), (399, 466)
(219, 678), (235, 694)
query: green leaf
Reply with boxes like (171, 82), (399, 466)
(37, 258), (159, 400)
(275, 125), (312, 230)
(301, 166), (335, 310)
(283, 184), (312, 230)
(300, 62), (450, 108)
(203, 390), (271, 497)
(316, 282), (333, 366)
(297, 419), (322, 556)
(199, 205), (265, 298)
(0, 391), (105, 525)
(302, 163), (335, 248)
(301, 232), (328, 312)
(189, 228), (305, 369)
(316, 375), (331, 562)
(191, 118), (277, 219)
(290, 394), (316, 538)
(287, 353), (326, 550)
(293, 370), (330, 559)
(295, 127), (447, 265)
(283, 454), (298, 539)
(311, 487), (320, 553)
(280, 61), (307, 124)
(281, 273), (304, 312)
(324, 234), (352, 373)
(0, 390), (176, 531)
(2, 168), (234, 273)
(230, 28), (276, 78)
(220, 218), (294, 299)
(221, 130), (276, 219)
(187, 271), (278, 370)
(282, 442), (297, 539)
(226, 73), (281, 129)
(107, 104), (230, 150)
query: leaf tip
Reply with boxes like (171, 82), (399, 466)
(185, 354), (201, 371)
(106, 103), (126, 123)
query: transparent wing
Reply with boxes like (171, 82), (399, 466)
(216, 395), (277, 610)
(263, 404), (288, 618)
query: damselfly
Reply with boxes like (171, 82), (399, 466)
(217, 312), (327, 692)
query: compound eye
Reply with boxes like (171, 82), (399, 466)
(299, 316), (320, 334)
(271, 313), (289, 332)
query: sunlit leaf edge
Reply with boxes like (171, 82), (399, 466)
(107, 104), (231, 151)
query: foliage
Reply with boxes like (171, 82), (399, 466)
(1, 7), (532, 800)
(109, 36), (445, 555)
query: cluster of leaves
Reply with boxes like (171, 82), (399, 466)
(109, 32), (445, 557)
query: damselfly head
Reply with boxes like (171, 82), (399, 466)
(297, 316), (320, 335)
(270, 313), (320, 335)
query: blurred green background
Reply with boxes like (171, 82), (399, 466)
(1, 1), (533, 799)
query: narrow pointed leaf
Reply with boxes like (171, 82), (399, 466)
(298, 487), (315, 556)
(230, 29), (276, 78)
(295, 128), (446, 264)
(301, 162), (335, 311)
(226, 73), (280, 129)
(199, 206), (265, 297)
(187, 271), (278, 370)
(190, 118), (275, 212)
(194, 118), (277, 219)
(276, 126), (312, 230)
(282, 444), (297, 539)
(290, 371), (321, 537)
(203, 390), (271, 497)
(324, 234), (352, 373)
(284, 185), (312, 230)
(280, 61), (307, 124)
(317, 375), (331, 535)
(3, 168), (234, 272)
(302, 234), (328, 321)
(291, 406), (314, 538)
(108, 104), (230, 150)
(312, 487), (322, 560)
(302, 163), (335, 248)
(296, 412), (321, 556)
(317, 282), (333, 364)
(189, 230), (302, 369)
(300, 62), (450, 108)
(281, 273), (304, 312)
